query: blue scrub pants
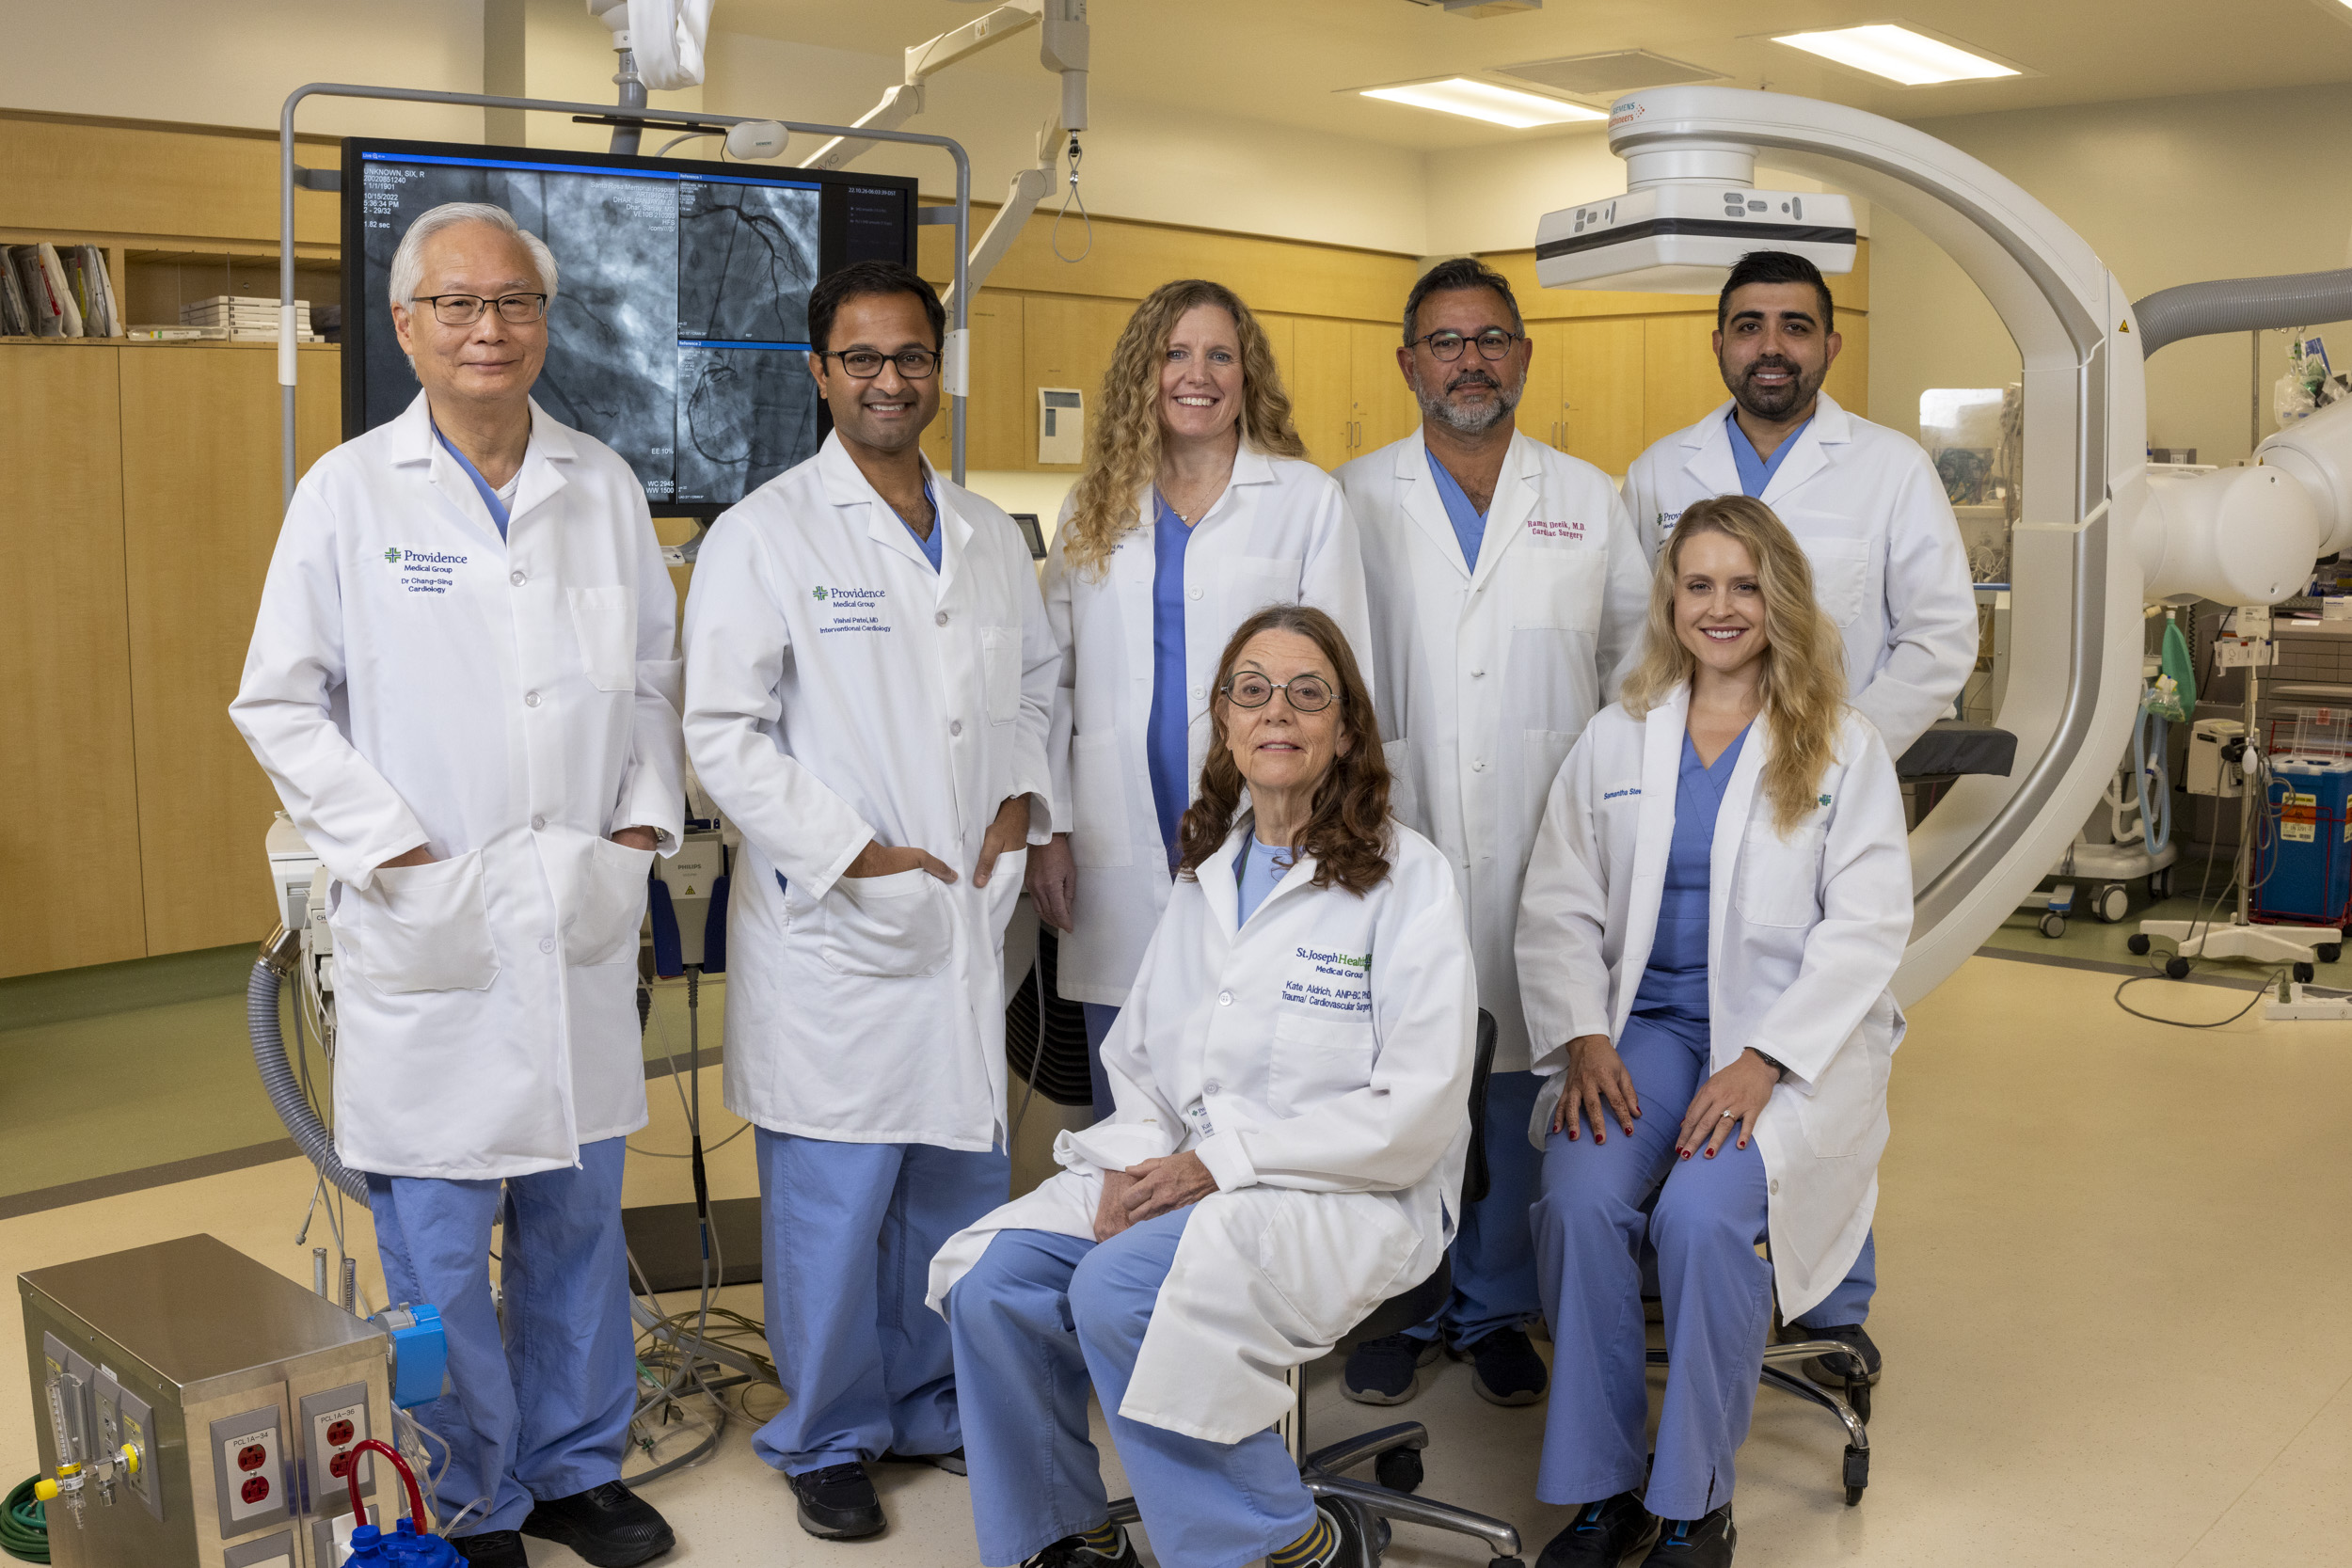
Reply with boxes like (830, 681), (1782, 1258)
(1531, 1015), (1772, 1521)
(751, 1128), (1010, 1474)
(1793, 1232), (1874, 1330)
(1411, 1069), (1543, 1348)
(366, 1136), (635, 1534)
(1081, 1004), (1120, 1122)
(947, 1209), (1316, 1568)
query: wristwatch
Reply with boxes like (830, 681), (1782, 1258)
(1750, 1048), (1788, 1080)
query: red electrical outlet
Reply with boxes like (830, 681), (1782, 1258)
(241, 1476), (271, 1505)
(237, 1444), (268, 1472)
(326, 1418), (355, 1447)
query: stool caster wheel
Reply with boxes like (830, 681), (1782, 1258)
(2319, 942), (2344, 963)
(2165, 956), (2191, 979)
(2126, 933), (2152, 955)
(1374, 1447), (1422, 1494)
(2295, 961), (2315, 984)
(1842, 1444), (1868, 1507)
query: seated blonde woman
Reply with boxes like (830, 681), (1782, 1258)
(1515, 495), (1913, 1568)
(930, 604), (1473, 1568)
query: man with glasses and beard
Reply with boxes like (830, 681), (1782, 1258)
(1623, 250), (1975, 1400)
(1336, 257), (1652, 1413)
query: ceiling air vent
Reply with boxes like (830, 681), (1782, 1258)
(1402, 0), (1543, 17)
(1499, 50), (1723, 94)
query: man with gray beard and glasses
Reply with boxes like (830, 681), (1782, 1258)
(1335, 257), (1650, 1413)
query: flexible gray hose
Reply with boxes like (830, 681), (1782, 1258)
(2133, 269), (2352, 358)
(249, 936), (370, 1201)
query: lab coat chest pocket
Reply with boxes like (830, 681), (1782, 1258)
(342, 851), (499, 993)
(1070, 732), (1134, 867)
(1508, 545), (1605, 631)
(1269, 1012), (1377, 1112)
(1734, 818), (1824, 927)
(821, 868), (954, 978)
(1799, 537), (1871, 628)
(1225, 555), (1302, 621)
(566, 585), (636, 692)
(567, 836), (654, 966)
(982, 625), (1020, 725)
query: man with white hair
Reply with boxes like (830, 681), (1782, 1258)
(233, 202), (683, 1568)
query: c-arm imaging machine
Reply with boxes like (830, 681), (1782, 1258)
(1538, 87), (2352, 1003)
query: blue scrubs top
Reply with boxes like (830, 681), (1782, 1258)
(1424, 448), (1487, 572)
(1632, 725), (1751, 1026)
(902, 482), (942, 572)
(1147, 492), (1195, 865)
(1726, 407), (1813, 499)
(433, 422), (514, 539)
(1234, 831), (1290, 926)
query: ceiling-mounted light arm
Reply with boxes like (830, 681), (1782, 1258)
(798, 0), (1090, 172)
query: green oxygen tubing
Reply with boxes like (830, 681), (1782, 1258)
(2135, 612), (2197, 854)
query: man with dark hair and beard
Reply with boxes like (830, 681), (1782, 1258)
(1623, 250), (1975, 1405)
(1336, 256), (1652, 1416)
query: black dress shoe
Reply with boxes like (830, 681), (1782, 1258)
(1537, 1490), (1657, 1567)
(877, 1447), (968, 1476)
(789, 1461), (886, 1540)
(521, 1481), (675, 1568)
(451, 1529), (531, 1567)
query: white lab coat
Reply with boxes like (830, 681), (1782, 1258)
(683, 435), (1057, 1151)
(1045, 445), (1373, 1004)
(1337, 429), (1652, 1070)
(1515, 687), (1912, 1320)
(1621, 393), (1978, 759)
(929, 821), (1475, 1443)
(230, 391), (685, 1180)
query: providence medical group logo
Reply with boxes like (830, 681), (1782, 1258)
(384, 544), (469, 595)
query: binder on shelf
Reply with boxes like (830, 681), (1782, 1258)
(35, 245), (84, 337)
(0, 261), (26, 337)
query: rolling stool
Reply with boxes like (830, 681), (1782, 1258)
(1107, 1012), (1521, 1568)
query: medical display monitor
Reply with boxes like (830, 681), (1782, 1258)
(341, 137), (919, 514)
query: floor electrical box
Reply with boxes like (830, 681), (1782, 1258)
(21, 1234), (394, 1567)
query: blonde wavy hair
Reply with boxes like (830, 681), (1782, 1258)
(1059, 279), (1307, 575)
(1620, 495), (1851, 835)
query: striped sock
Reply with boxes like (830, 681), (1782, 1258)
(1268, 1513), (1334, 1568)
(1076, 1522), (1123, 1557)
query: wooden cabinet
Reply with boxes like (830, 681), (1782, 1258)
(1561, 319), (1649, 477)
(1643, 313), (1730, 450)
(923, 291), (1029, 475)
(1279, 318), (1416, 470)
(1022, 293), (1136, 473)
(0, 346), (145, 978)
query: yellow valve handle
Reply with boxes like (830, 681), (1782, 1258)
(32, 1480), (56, 1502)
(119, 1444), (139, 1475)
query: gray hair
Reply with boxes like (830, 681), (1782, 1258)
(1402, 256), (1522, 345)
(388, 202), (558, 313)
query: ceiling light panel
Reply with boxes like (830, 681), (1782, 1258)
(1359, 77), (1609, 128)
(1770, 24), (2020, 86)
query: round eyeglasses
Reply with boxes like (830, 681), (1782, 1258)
(1408, 327), (1522, 362)
(1221, 673), (1335, 713)
(818, 348), (942, 380)
(410, 293), (549, 325)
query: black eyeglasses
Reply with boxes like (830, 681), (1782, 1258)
(1222, 673), (1335, 713)
(410, 293), (548, 325)
(1408, 327), (1522, 361)
(818, 348), (942, 380)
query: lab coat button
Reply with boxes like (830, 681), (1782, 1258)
(950, 719), (963, 736)
(524, 690), (541, 708)
(531, 815), (546, 831)
(537, 936), (554, 954)
(1217, 990), (1233, 1006)
(509, 570), (526, 586)
(1203, 1080), (1220, 1095)
(935, 610), (949, 626)
(1188, 587), (1203, 601)
(1191, 686), (1205, 700)
(1470, 667), (1486, 677)
(1471, 758), (1486, 771)
(1769, 1179), (1780, 1195)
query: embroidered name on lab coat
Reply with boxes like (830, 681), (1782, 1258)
(1282, 945), (1373, 1015)
(812, 585), (892, 634)
(1525, 518), (1588, 542)
(383, 546), (469, 596)
(1601, 782), (1642, 800)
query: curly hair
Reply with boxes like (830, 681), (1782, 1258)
(1619, 495), (1851, 836)
(1059, 279), (1307, 576)
(1177, 605), (1392, 895)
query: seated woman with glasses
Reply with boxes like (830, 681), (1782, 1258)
(1513, 496), (1912, 1568)
(930, 604), (1475, 1568)
(1025, 277), (1372, 1119)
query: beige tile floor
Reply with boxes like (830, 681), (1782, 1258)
(4, 953), (2348, 1566)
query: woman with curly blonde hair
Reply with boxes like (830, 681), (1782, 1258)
(1027, 279), (1372, 1115)
(1513, 495), (1912, 1566)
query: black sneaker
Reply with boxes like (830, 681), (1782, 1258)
(1342, 1332), (1440, 1404)
(521, 1481), (674, 1567)
(1020, 1523), (1141, 1568)
(1792, 1323), (1882, 1387)
(1453, 1324), (1549, 1406)
(787, 1461), (886, 1541)
(450, 1530), (530, 1567)
(877, 1447), (969, 1476)
(1536, 1491), (1656, 1567)
(1638, 1506), (1734, 1566)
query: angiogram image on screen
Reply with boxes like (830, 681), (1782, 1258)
(678, 180), (818, 344)
(675, 344), (821, 501)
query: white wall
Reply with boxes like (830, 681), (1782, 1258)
(1872, 85), (2352, 463)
